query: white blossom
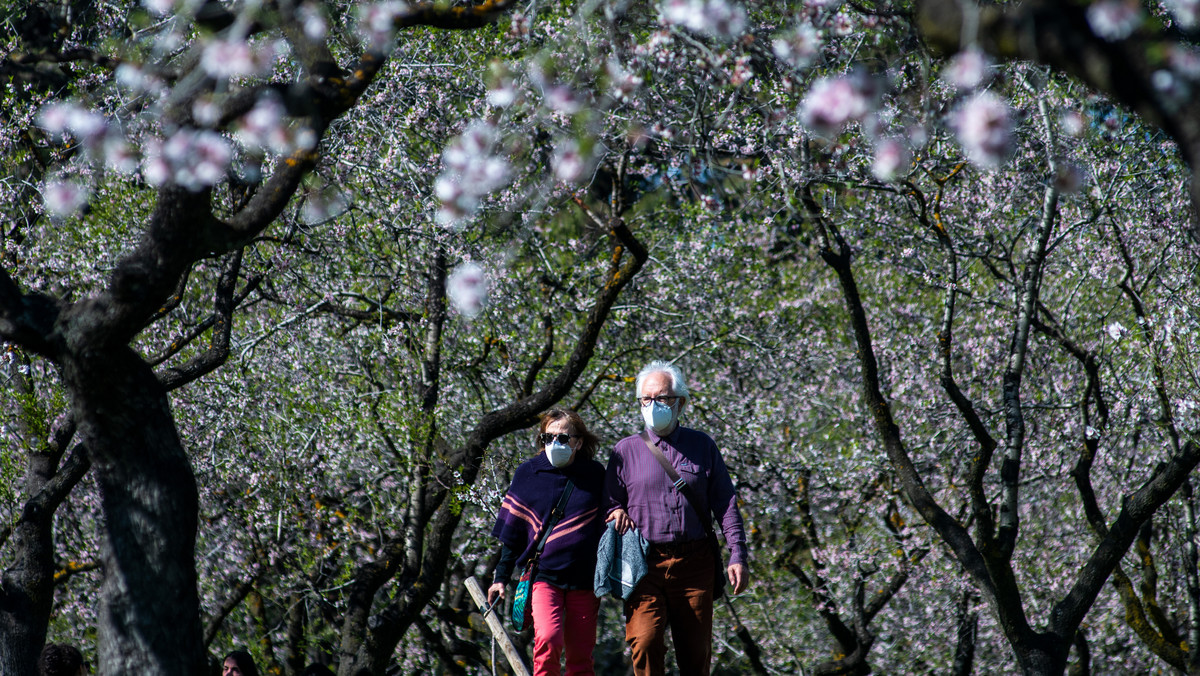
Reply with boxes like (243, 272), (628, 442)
(871, 139), (909, 182)
(447, 262), (488, 319)
(951, 91), (1012, 169)
(1086, 0), (1143, 41)
(43, 179), (90, 217)
(660, 0), (747, 39)
(943, 49), (991, 90)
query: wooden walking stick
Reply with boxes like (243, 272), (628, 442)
(465, 575), (532, 676)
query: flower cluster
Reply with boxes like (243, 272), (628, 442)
(447, 262), (489, 318)
(434, 121), (511, 227)
(659, 0), (747, 39)
(951, 92), (1012, 169)
(142, 129), (233, 190)
(772, 23), (823, 70)
(1086, 0), (1143, 40)
(799, 73), (876, 136)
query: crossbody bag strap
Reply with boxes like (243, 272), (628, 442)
(640, 432), (714, 538)
(531, 480), (575, 560)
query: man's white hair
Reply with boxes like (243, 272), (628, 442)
(635, 360), (690, 400)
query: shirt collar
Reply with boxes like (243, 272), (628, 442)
(645, 425), (680, 444)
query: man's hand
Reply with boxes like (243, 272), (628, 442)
(486, 582), (506, 607)
(606, 508), (634, 534)
(727, 563), (749, 595)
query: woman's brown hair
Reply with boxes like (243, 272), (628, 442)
(537, 408), (599, 462)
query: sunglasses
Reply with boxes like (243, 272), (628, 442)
(538, 433), (578, 445)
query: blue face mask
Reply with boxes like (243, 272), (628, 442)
(545, 441), (574, 467)
(642, 400), (675, 434)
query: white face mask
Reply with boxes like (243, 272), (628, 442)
(545, 441), (574, 467)
(642, 400), (675, 434)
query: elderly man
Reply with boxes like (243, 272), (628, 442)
(605, 360), (749, 676)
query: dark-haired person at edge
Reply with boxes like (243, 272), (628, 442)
(38, 643), (86, 676)
(222, 649), (260, 676)
(606, 360), (749, 676)
(488, 408), (606, 676)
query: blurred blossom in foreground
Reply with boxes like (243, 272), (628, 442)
(1165, 0), (1200, 29)
(299, 2), (328, 39)
(772, 23), (822, 70)
(943, 49), (991, 90)
(115, 63), (165, 95)
(1086, 0), (1143, 40)
(142, 0), (174, 15)
(1059, 111), (1086, 137)
(799, 74), (873, 136)
(143, 129), (232, 190)
(951, 91), (1012, 170)
(435, 122), (511, 227)
(447, 262), (489, 319)
(606, 59), (644, 101)
(871, 139), (909, 182)
(43, 179), (91, 217)
(1053, 164), (1085, 193)
(1106, 322), (1126, 340)
(300, 190), (349, 225)
(660, 0), (747, 39)
(38, 103), (108, 147)
(201, 39), (277, 79)
(235, 97), (314, 154)
(359, 1), (410, 47)
(103, 135), (139, 174)
(553, 139), (588, 183)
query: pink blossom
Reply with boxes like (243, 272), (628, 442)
(942, 49), (991, 90)
(800, 75), (870, 136)
(1166, 0), (1200, 28)
(38, 103), (107, 146)
(1086, 0), (1143, 41)
(660, 0), (747, 39)
(359, 1), (410, 45)
(1059, 111), (1086, 137)
(436, 121), (512, 227)
(42, 179), (90, 217)
(115, 64), (164, 94)
(553, 139), (588, 183)
(235, 97), (295, 153)
(951, 91), (1012, 169)
(103, 135), (138, 174)
(831, 12), (855, 36)
(606, 59), (644, 101)
(202, 39), (276, 78)
(141, 0), (173, 15)
(772, 24), (822, 70)
(447, 262), (488, 319)
(871, 139), (909, 182)
(544, 85), (584, 114)
(1169, 45), (1200, 79)
(143, 129), (232, 190)
(299, 3), (328, 39)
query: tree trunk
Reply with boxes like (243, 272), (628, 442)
(63, 347), (205, 676)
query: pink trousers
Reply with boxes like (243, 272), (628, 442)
(530, 581), (601, 676)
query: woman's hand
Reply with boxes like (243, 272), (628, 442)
(486, 582), (506, 607)
(606, 508), (634, 534)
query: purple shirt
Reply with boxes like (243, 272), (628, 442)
(604, 425), (747, 566)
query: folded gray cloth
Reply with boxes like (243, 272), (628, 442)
(594, 521), (648, 600)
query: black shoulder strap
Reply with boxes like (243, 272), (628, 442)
(532, 480), (575, 556)
(640, 431), (714, 537)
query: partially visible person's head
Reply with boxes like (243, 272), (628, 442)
(538, 408), (599, 462)
(222, 650), (260, 676)
(38, 644), (84, 676)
